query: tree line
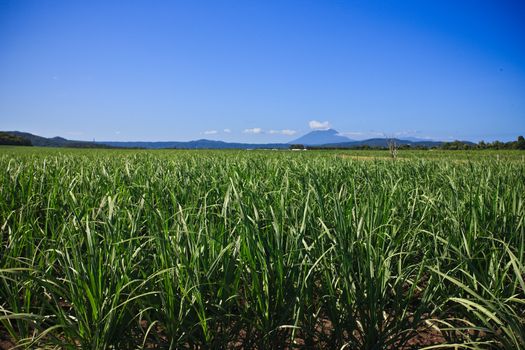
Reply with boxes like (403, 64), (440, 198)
(290, 136), (525, 151)
(441, 136), (525, 150)
(0, 132), (32, 146)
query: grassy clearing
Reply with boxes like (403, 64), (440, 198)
(0, 148), (524, 349)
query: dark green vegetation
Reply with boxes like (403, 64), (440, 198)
(1, 148), (524, 349)
(440, 136), (525, 150)
(2, 131), (108, 148)
(0, 132), (31, 146)
(304, 136), (525, 151)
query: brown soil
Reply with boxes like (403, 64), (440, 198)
(0, 322), (452, 349)
(0, 330), (15, 350)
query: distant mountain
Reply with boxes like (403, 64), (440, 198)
(2, 130), (451, 150)
(99, 138), (445, 149)
(318, 138), (444, 148)
(2, 132), (291, 149)
(100, 139), (289, 149)
(0, 131), (32, 146)
(290, 129), (352, 145)
(3, 131), (110, 148)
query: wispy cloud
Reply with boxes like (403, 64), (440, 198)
(243, 127), (263, 134)
(223, 128), (231, 133)
(393, 130), (431, 140)
(269, 129), (297, 135)
(337, 131), (364, 137)
(309, 120), (331, 130)
(203, 130), (218, 135)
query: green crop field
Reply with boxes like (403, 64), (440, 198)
(1, 147), (524, 349)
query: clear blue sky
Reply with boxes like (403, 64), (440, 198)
(1, 0), (524, 142)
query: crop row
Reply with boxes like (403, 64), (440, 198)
(0, 150), (524, 349)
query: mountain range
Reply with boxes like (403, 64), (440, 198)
(1, 130), (447, 149)
(4, 131), (110, 148)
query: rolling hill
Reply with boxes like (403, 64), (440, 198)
(3, 131), (109, 148)
(1, 130), (447, 149)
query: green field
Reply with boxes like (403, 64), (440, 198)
(1, 147), (524, 349)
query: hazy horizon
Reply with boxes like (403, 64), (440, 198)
(1, 1), (524, 143)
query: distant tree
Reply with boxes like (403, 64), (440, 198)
(388, 139), (398, 159)
(492, 141), (504, 150)
(289, 144), (305, 150)
(516, 136), (525, 150)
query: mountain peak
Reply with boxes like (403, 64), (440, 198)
(289, 129), (351, 145)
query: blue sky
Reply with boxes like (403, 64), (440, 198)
(1, 0), (524, 142)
